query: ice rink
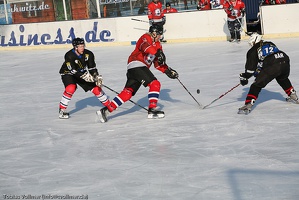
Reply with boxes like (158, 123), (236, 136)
(1, 37), (299, 200)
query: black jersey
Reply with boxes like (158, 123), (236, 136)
(59, 49), (98, 78)
(245, 41), (289, 74)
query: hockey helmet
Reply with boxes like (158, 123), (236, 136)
(72, 38), (85, 47)
(149, 24), (164, 35)
(166, 2), (171, 7)
(248, 33), (263, 47)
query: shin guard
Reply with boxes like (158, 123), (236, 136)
(148, 80), (161, 109)
(59, 84), (76, 110)
(109, 88), (133, 112)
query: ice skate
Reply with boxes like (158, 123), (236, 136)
(59, 109), (69, 119)
(229, 39), (236, 42)
(148, 108), (165, 119)
(286, 90), (299, 104)
(238, 104), (253, 115)
(96, 107), (109, 123)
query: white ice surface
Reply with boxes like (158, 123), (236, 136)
(1, 38), (299, 200)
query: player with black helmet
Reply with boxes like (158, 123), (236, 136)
(96, 25), (179, 123)
(163, 2), (178, 13)
(148, 0), (166, 42)
(58, 38), (110, 119)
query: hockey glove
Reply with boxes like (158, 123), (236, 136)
(165, 67), (179, 79)
(228, 5), (234, 11)
(155, 49), (166, 65)
(161, 16), (166, 25)
(149, 19), (154, 26)
(239, 73), (249, 86)
(93, 74), (103, 87)
(241, 8), (246, 17)
(80, 72), (94, 82)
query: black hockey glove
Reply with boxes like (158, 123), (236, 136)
(155, 49), (166, 65)
(239, 73), (249, 86)
(241, 8), (246, 17)
(165, 67), (179, 79)
(161, 16), (166, 25)
(228, 5), (233, 11)
(149, 19), (154, 26)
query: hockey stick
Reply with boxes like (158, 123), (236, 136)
(202, 83), (240, 109)
(131, 18), (149, 23)
(102, 84), (148, 111)
(177, 78), (203, 108)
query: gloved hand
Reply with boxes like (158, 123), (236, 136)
(93, 74), (103, 87)
(155, 49), (166, 65)
(165, 67), (179, 79)
(161, 16), (166, 25)
(80, 72), (94, 82)
(228, 5), (233, 11)
(241, 8), (246, 17)
(149, 19), (154, 26)
(239, 73), (248, 86)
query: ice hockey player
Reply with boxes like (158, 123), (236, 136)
(58, 38), (110, 119)
(148, 0), (166, 42)
(96, 25), (179, 123)
(223, 0), (245, 43)
(163, 2), (178, 13)
(197, 0), (211, 10)
(238, 33), (299, 114)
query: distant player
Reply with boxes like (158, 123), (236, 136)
(96, 25), (179, 123)
(210, 0), (224, 9)
(58, 38), (110, 119)
(238, 33), (299, 114)
(163, 2), (178, 13)
(197, 0), (211, 10)
(223, 0), (245, 43)
(148, 0), (166, 42)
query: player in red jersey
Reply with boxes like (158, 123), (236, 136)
(96, 25), (179, 123)
(223, 0), (245, 42)
(148, 0), (166, 42)
(163, 2), (178, 13)
(262, 0), (286, 4)
(197, 0), (211, 10)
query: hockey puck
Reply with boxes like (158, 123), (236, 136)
(197, 89), (200, 94)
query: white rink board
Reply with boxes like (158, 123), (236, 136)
(0, 3), (298, 49)
(260, 3), (299, 35)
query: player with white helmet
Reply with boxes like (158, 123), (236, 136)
(238, 33), (299, 114)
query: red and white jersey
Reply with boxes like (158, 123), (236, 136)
(264, 0), (286, 4)
(127, 33), (168, 73)
(211, 0), (224, 9)
(162, 7), (178, 14)
(148, 1), (165, 23)
(198, 0), (211, 10)
(223, 0), (245, 21)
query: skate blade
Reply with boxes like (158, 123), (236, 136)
(96, 110), (107, 123)
(286, 97), (299, 104)
(148, 113), (165, 119)
(237, 109), (250, 115)
(59, 115), (69, 119)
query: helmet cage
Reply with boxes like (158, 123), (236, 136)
(248, 33), (262, 47)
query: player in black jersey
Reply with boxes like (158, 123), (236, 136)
(238, 33), (299, 114)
